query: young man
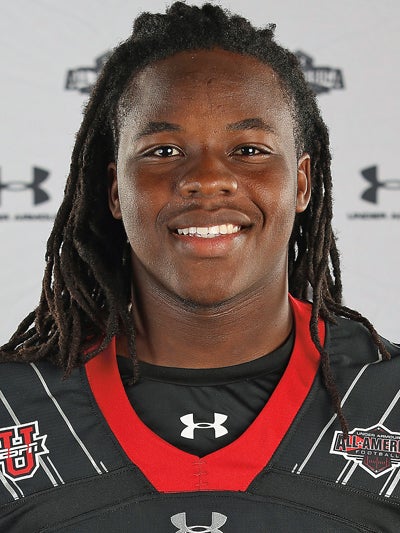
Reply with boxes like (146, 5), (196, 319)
(1, 3), (399, 531)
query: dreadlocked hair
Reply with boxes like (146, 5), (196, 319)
(0, 1), (389, 434)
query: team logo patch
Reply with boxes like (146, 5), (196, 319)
(171, 512), (227, 532)
(180, 413), (228, 440)
(0, 421), (48, 481)
(330, 424), (400, 477)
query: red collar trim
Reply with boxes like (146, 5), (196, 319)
(85, 296), (324, 492)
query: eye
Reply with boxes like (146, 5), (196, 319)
(147, 146), (182, 158)
(231, 145), (271, 157)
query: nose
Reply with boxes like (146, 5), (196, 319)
(177, 156), (238, 198)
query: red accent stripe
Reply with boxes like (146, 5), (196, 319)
(85, 296), (324, 492)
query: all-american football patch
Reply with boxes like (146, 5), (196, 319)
(330, 424), (400, 477)
(0, 421), (48, 481)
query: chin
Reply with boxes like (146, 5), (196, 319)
(172, 286), (242, 310)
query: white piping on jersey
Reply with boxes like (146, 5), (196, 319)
(294, 349), (383, 475)
(0, 471), (21, 500)
(295, 413), (338, 474)
(378, 389), (400, 426)
(38, 458), (59, 487)
(46, 456), (65, 485)
(380, 468), (397, 496)
(30, 363), (103, 475)
(0, 395), (26, 499)
(377, 389), (400, 497)
(336, 460), (354, 484)
(384, 465), (400, 498)
(340, 462), (358, 485)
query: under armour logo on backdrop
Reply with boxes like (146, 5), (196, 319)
(361, 166), (400, 204)
(180, 413), (228, 440)
(171, 512), (227, 532)
(0, 167), (50, 206)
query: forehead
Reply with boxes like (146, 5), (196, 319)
(118, 49), (293, 126)
(134, 49), (280, 90)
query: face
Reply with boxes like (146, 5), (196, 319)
(108, 49), (310, 306)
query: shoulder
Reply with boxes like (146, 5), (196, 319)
(0, 359), (81, 431)
(0, 358), (65, 390)
(324, 315), (400, 419)
(326, 314), (400, 364)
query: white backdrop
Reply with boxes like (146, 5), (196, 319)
(1, 0), (399, 343)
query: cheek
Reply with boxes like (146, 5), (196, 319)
(118, 179), (141, 226)
(117, 176), (149, 251)
(252, 166), (298, 220)
(117, 172), (169, 257)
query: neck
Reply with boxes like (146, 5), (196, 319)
(121, 278), (293, 369)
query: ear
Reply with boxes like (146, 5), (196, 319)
(296, 153), (311, 213)
(107, 162), (122, 220)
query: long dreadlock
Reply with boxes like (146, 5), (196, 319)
(0, 2), (389, 435)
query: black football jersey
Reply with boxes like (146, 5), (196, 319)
(0, 296), (399, 532)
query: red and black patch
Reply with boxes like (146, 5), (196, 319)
(330, 424), (400, 477)
(0, 421), (48, 481)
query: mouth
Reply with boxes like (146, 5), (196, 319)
(175, 223), (241, 238)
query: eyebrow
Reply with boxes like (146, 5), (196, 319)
(134, 121), (182, 140)
(133, 117), (274, 140)
(226, 118), (275, 133)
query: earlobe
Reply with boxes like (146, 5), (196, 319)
(296, 153), (311, 213)
(107, 162), (122, 220)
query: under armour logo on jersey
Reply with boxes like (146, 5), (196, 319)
(171, 512), (227, 532)
(180, 413), (228, 440)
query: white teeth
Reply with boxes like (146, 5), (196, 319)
(209, 226), (220, 235)
(176, 224), (241, 238)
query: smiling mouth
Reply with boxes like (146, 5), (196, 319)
(175, 224), (241, 238)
